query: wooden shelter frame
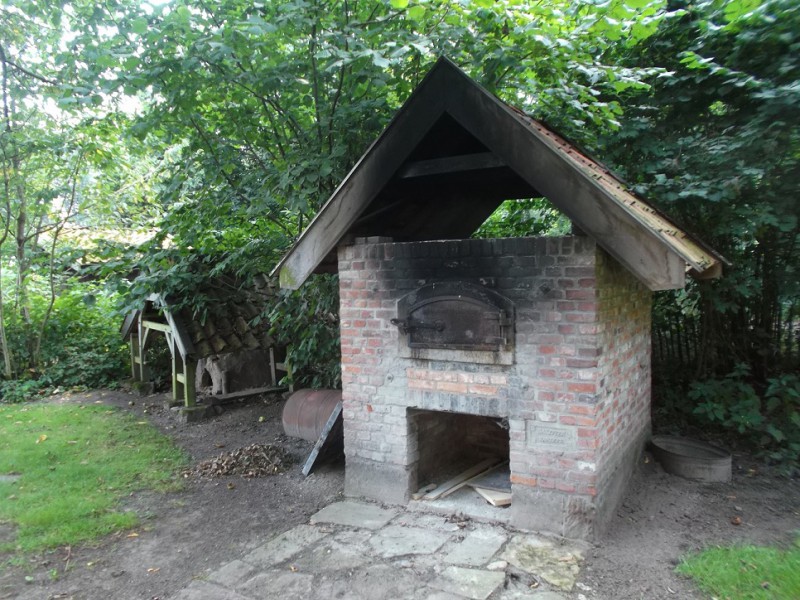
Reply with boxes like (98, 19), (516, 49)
(122, 294), (197, 407)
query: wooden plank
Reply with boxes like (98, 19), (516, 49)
(269, 347), (277, 388)
(473, 486), (512, 507)
(411, 483), (437, 501)
(120, 310), (138, 340)
(146, 294), (196, 358)
(422, 458), (501, 501)
(206, 385), (288, 403)
(129, 338), (139, 380)
(172, 352), (180, 403)
(467, 462), (511, 493)
(302, 401), (344, 476)
(439, 460), (503, 500)
(274, 64), (451, 290)
(141, 320), (172, 333)
(183, 358), (196, 407)
(397, 152), (505, 179)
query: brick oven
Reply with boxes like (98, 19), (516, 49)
(337, 235), (651, 538)
(273, 58), (722, 540)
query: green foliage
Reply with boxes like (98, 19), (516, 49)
(473, 198), (571, 239)
(604, 0), (800, 381)
(677, 540), (800, 599)
(1, 280), (128, 402)
(0, 402), (186, 553)
(267, 275), (341, 390)
(689, 366), (800, 471)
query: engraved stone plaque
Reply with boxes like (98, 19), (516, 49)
(527, 422), (577, 451)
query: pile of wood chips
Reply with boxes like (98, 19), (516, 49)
(185, 444), (293, 479)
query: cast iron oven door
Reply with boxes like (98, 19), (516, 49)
(392, 281), (514, 352)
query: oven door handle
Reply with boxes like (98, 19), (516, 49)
(390, 318), (445, 334)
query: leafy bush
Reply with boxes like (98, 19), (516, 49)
(473, 198), (571, 239)
(267, 274), (341, 390)
(689, 365), (800, 472)
(1, 282), (129, 402)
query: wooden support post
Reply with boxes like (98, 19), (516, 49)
(269, 347), (277, 388)
(172, 349), (181, 404)
(182, 357), (196, 407)
(138, 328), (150, 383)
(130, 337), (140, 381)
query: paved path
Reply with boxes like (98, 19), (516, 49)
(172, 501), (590, 600)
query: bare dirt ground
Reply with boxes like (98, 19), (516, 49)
(1, 388), (798, 600)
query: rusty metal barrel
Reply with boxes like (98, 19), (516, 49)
(282, 389), (343, 441)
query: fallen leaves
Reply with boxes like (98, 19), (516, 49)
(36, 435), (47, 444)
(183, 444), (293, 479)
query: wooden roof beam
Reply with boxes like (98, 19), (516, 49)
(397, 152), (505, 179)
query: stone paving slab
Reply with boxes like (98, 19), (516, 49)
(501, 533), (587, 592)
(369, 524), (452, 558)
(391, 511), (468, 532)
(206, 559), (260, 589)
(312, 563), (430, 600)
(240, 524), (329, 568)
(429, 565), (507, 600)
(237, 570), (316, 599)
(310, 500), (397, 529)
(170, 501), (582, 600)
(443, 526), (508, 567)
(290, 533), (372, 571)
(171, 580), (253, 600)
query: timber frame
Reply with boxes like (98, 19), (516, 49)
(121, 294), (197, 407)
(273, 57), (723, 291)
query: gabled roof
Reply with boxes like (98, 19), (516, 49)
(274, 57), (722, 291)
(121, 275), (276, 359)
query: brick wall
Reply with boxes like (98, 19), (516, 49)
(337, 235), (651, 540)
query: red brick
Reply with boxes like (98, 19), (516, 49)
(565, 312), (595, 323)
(566, 289), (594, 300)
(566, 358), (598, 368)
(510, 474), (537, 487)
(437, 381), (469, 394)
(568, 382), (597, 394)
(568, 404), (598, 415)
(408, 379), (436, 391)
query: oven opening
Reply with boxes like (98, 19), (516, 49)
(410, 409), (511, 513)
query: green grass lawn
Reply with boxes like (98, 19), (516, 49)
(678, 540), (800, 599)
(0, 401), (186, 553)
